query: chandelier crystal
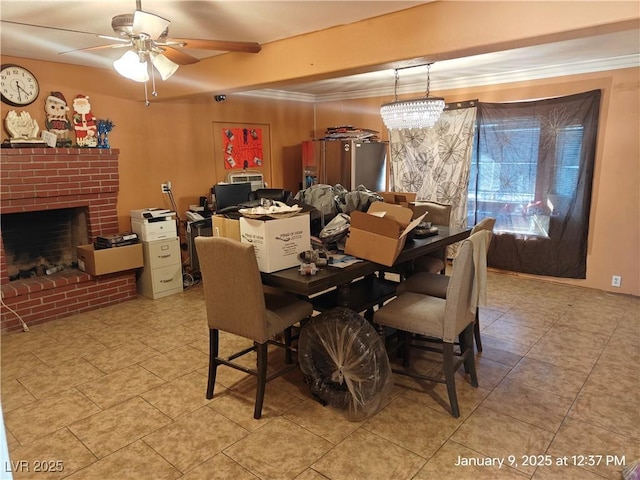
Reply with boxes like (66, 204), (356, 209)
(380, 64), (445, 130)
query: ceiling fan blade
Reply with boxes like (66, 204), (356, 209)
(161, 46), (200, 65)
(1, 19), (100, 37)
(1, 19), (131, 55)
(167, 38), (261, 54)
(97, 34), (130, 43)
(133, 10), (170, 39)
(59, 43), (130, 55)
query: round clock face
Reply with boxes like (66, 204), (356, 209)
(1, 64), (40, 107)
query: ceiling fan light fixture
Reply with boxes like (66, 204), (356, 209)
(151, 53), (179, 80)
(113, 50), (149, 82)
(380, 64), (445, 130)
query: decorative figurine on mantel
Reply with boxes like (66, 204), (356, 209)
(96, 119), (115, 149)
(72, 94), (98, 147)
(3, 110), (46, 146)
(44, 91), (72, 147)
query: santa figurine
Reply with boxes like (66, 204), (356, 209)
(44, 91), (72, 147)
(72, 94), (98, 147)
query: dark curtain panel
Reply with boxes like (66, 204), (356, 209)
(470, 90), (601, 278)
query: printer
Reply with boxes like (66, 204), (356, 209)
(130, 208), (177, 241)
(130, 208), (175, 220)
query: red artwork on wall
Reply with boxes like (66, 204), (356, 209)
(222, 127), (264, 169)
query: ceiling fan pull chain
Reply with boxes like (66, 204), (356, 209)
(143, 80), (150, 107)
(151, 63), (158, 98)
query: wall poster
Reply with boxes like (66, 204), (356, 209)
(221, 126), (263, 169)
(213, 122), (271, 185)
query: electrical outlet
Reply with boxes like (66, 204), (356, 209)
(161, 181), (171, 193)
(612, 275), (622, 287)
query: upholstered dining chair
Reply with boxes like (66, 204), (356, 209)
(374, 236), (479, 418)
(413, 201), (452, 274)
(397, 217), (496, 352)
(195, 236), (313, 419)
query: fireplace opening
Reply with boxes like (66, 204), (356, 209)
(1, 207), (89, 281)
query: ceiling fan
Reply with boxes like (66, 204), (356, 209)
(3, 0), (261, 103)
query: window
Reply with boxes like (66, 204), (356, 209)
(469, 118), (542, 235)
(553, 125), (583, 198)
(469, 119), (586, 238)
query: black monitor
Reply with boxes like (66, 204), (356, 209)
(213, 183), (252, 212)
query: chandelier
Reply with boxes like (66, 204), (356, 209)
(380, 64), (445, 130)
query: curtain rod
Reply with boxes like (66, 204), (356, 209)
(393, 62), (434, 72)
(444, 100), (478, 111)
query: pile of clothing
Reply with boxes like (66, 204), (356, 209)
(294, 184), (383, 249)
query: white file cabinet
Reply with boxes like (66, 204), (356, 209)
(137, 237), (183, 299)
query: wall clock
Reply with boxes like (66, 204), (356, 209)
(1, 64), (40, 107)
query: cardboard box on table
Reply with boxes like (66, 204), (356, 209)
(77, 243), (143, 276)
(378, 191), (428, 219)
(408, 201), (431, 219)
(212, 215), (241, 241)
(378, 191), (416, 206)
(344, 202), (426, 267)
(239, 213), (311, 273)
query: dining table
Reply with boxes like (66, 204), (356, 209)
(261, 225), (472, 314)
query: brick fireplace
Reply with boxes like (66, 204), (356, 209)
(0, 147), (138, 332)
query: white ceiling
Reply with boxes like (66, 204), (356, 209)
(0, 1), (425, 66)
(244, 29), (640, 102)
(1, 1), (638, 102)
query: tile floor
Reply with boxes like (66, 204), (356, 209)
(1, 271), (639, 480)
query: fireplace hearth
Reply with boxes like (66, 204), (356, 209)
(0, 147), (138, 332)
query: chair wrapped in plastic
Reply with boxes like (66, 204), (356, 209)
(298, 308), (393, 421)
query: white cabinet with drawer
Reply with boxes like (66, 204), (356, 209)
(137, 237), (183, 299)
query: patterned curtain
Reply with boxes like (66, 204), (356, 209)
(389, 103), (477, 257)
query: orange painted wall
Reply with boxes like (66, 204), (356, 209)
(0, 55), (315, 226)
(1, 0), (638, 297)
(2, 57), (637, 296)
